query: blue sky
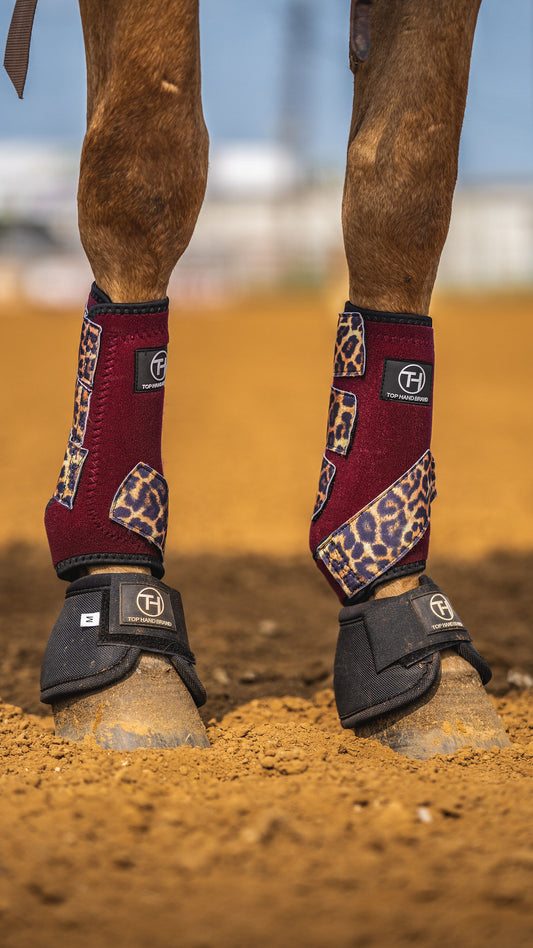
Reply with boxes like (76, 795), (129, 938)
(0, 0), (532, 181)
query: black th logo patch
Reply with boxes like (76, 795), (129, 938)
(411, 591), (465, 634)
(135, 346), (168, 392)
(380, 359), (433, 405)
(119, 583), (177, 631)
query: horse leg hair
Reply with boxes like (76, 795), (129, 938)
(77, 0), (208, 302)
(343, 0), (482, 316)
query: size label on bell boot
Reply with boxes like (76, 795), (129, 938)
(135, 347), (168, 391)
(380, 360), (433, 405)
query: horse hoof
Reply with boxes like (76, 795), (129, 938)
(53, 652), (210, 750)
(354, 649), (510, 760)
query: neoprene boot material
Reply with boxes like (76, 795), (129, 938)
(310, 304), (435, 603)
(310, 305), (500, 745)
(45, 284), (169, 579)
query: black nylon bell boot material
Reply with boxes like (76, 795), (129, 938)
(40, 572), (206, 707)
(334, 575), (492, 728)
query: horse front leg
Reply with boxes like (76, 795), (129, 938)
(41, 0), (209, 749)
(310, 0), (509, 757)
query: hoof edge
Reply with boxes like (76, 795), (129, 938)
(53, 652), (210, 751)
(354, 650), (510, 760)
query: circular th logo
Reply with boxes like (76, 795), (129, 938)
(429, 593), (454, 622)
(136, 587), (164, 617)
(150, 350), (167, 383)
(398, 363), (426, 395)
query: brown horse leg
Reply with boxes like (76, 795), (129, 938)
(313, 0), (509, 757)
(343, 0), (479, 312)
(78, 0), (208, 301)
(44, 0), (209, 749)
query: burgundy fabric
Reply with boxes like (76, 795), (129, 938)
(309, 306), (434, 602)
(45, 286), (168, 577)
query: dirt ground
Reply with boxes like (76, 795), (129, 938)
(0, 290), (532, 948)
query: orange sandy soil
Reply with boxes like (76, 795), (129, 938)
(0, 289), (532, 948)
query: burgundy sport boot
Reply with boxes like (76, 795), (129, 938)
(310, 304), (509, 758)
(41, 284), (208, 749)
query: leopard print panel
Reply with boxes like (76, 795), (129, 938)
(316, 450), (436, 597)
(430, 453), (437, 500)
(70, 380), (91, 446)
(311, 455), (336, 521)
(52, 312), (101, 506)
(110, 462), (169, 553)
(53, 442), (89, 510)
(333, 313), (366, 378)
(326, 387), (357, 456)
(77, 314), (101, 388)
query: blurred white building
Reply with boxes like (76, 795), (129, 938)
(439, 185), (533, 287)
(0, 140), (532, 306)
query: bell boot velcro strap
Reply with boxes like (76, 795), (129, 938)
(40, 573), (206, 708)
(333, 576), (492, 728)
(351, 580), (472, 672)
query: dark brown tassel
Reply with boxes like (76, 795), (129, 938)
(4, 0), (39, 99)
(350, 0), (373, 73)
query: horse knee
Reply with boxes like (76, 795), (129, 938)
(78, 86), (208, 302)
(342, 121), (454, 313)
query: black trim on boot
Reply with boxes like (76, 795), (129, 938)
(343, 560), (427, 605)
(343, 301), (432, 327)
(89, 281), (169, 315)
(54, 552), (165, 582)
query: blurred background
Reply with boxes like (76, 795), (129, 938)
(1, 0), (532, 301)
(1, 0), (532, 562)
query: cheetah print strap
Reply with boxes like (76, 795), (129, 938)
(315, 450), (436, 598)
(53, 442), (88, 511)
(312, 456), (337, 521)
(70, 380), (91, 445)
(326, 387), (357, 456)
(110, 462), (169, 554)
(77, 314), (101, 387)
(54, 311), (101, 509)
(333, 313), (366, 377)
